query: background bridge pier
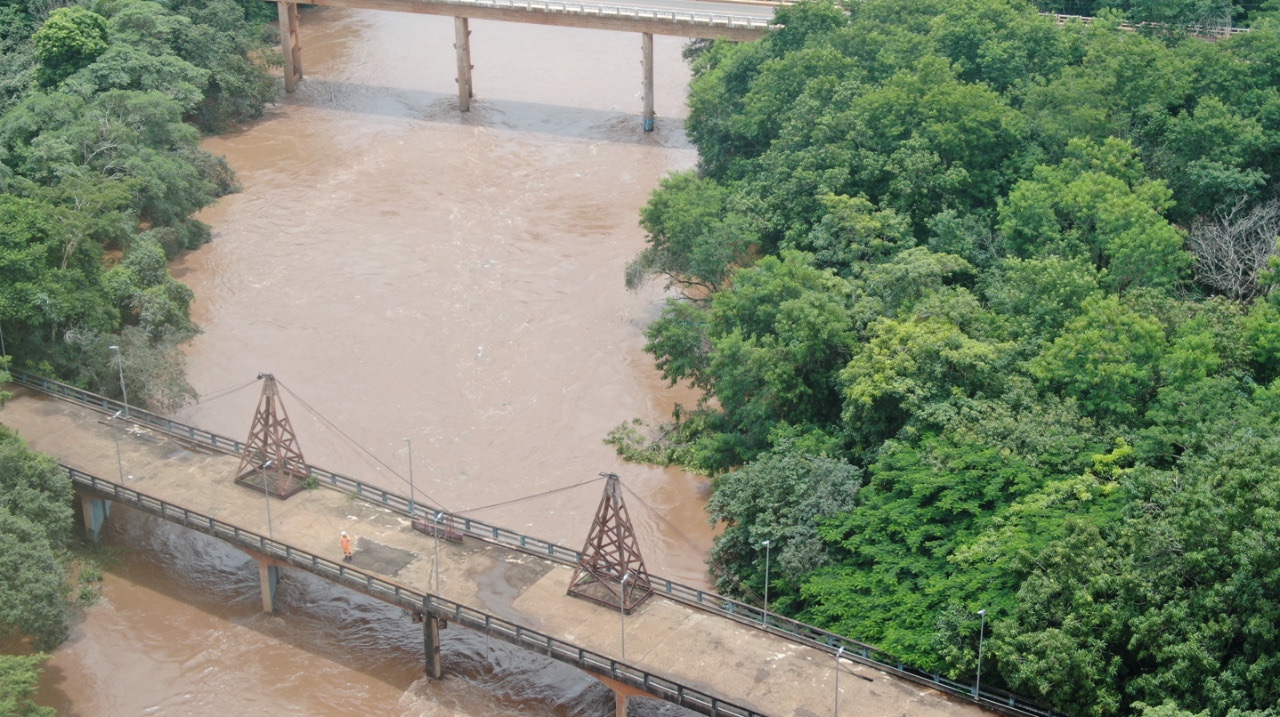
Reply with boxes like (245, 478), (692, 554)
(641, 32), (653, 131)
(278, 1), (303, 91)
(455, 17), (473, 111)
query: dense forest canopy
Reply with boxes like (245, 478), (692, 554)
(0, 0), (275, 409)
(617, 1), (1280, 715)
(0, 0), (275, 703)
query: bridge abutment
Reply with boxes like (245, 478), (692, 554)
(79, 492), (111, 540)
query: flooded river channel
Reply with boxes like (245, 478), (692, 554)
(37, 9), (717, 715)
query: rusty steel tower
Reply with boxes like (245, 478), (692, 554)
(567, 472), (653, 613)
(234, 373), (309, 498)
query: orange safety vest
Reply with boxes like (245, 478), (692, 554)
(340, 534), (352, 553)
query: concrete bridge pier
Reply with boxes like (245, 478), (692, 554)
(641, 32), (654, 131)
(455, 17), (473, 111)
(595, 672), (649, 716)
(79, 492), (111, 540)
(257, 557), (282, 613)
(423, 613), (444, 679)
(278, 1), (303, 92)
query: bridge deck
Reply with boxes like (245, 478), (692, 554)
(0, 387), (991, 717)
(287, 0), (773, 40)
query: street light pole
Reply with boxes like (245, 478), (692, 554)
(260, 459), (275, 541)
(108, 345), (129, 417)
(761, 539), (772, 626)
(432, 510), (443, 593)
(404, 437), (415, 516)
(835, 645), (845, 716)
(110, 410), (125, 482)
(975, 608), (987, 699)
(620, 571), (632, 661)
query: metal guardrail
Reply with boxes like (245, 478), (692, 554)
(64, 465), (763, 717)
(1045, 11), (1251, 35)
(9, 370), (1054, 716)
(429, 0), (773, 30)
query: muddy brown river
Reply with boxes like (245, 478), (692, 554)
(36, 9), (720, 715)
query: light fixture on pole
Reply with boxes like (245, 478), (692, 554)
(404, 437), (416, 516)
(108, 345), (129, 417)
(974, 608), (987, 699)
(619, 571), (632, 661)
(432, 510), (443, 593)
(761, 538), (772, 626)
(110, 410), (125, 482)
(834, 645), (845, 716)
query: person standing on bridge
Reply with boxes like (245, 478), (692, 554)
(340, 530), (353, 561)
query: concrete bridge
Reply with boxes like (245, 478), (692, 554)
(1, 372), (1050, 717)
(268, 0), (774, 129)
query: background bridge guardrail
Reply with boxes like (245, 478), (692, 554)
(11, 370), (1054, 716)
(64, 465), (764, 717)
(433, 0), (773, 30)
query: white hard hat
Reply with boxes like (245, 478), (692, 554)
(341, 531), (348, 536)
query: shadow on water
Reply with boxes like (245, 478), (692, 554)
(62, 504), (697, 716)
(281, 77), (693, 147)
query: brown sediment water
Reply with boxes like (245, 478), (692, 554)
(37, 8), (719, 715)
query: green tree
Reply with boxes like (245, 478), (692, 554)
(705, 442), (861, 604)
(0, 654), (54, 717)
(32, 6), (109, 88)
(1029, 295), (1166, 421)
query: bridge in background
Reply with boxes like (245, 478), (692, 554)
(2, 370), (1052, 717)
(269, 0), (774, 130)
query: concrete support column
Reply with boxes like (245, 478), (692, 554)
(641, 32), (654, 131)
(258, 559), (281, 613)
(80, 494), (111, 540)
(454, 17), (473, 111)
(594, 673), (648, 717)
(424, 614), (443, 679)
(278, 1), (303, 92)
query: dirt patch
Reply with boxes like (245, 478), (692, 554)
(351, 538), (417, 576)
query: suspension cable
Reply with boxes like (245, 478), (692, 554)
(455, 476), (606, 516)
(191, 377), (261, 406)
(621, 482), (766, 607)
(275, 380), (449, 513)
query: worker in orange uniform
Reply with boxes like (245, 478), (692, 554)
(340, 530), (353, 561)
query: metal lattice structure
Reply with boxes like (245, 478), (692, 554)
(234, 373), (309, 499)
(566, 472), (653, 613)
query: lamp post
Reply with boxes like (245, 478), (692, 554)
(404, 437), (416, 516)
(432, 510), (443, 593)
(108, 345), (129, 417)
(260, 459), (275, 540)
(835, 645), (845, 717)
(109, 410), (125, 482)
(761, 539), (772, 626)
(974, 608), (987, 699)
(619, 571), (632, 661)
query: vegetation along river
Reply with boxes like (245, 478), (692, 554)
(38, 8), (715, 715)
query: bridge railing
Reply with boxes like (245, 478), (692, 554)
(11, 370), (1053, 716)
(439, 0), (772, 30)
(64, 464), (763, 717)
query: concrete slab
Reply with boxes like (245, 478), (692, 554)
(0, 387), (998, 717)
